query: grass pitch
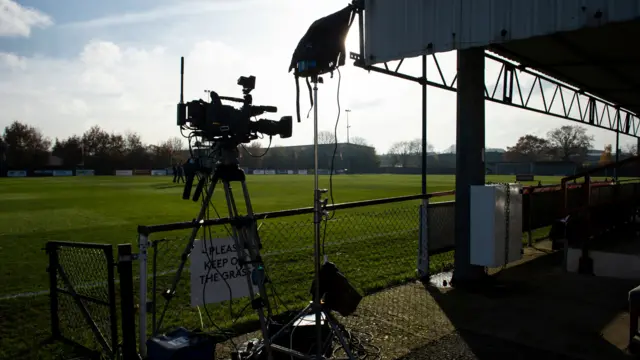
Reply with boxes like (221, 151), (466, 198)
(0, 174), (564, 358)
(0, 174), (561, 296)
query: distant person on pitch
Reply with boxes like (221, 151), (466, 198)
(172, 164), (178, 183)
(177, 162), (185, 183)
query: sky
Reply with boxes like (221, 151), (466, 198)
(0, 0), (636, 154)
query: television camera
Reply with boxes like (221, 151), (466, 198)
(176, 58), (292, 145)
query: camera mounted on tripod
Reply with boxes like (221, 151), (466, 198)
(176, 57), (293, 145)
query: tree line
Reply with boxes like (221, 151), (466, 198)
(0, 120), (186, 173)
(503, 124), (636, 164)
(0, 122), (381, 174)
(1, 120), (627, 175)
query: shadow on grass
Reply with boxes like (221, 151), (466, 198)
(422, 251), (634, 360)
(151, 183), (183, 190)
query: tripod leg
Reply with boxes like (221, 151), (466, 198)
(156, 173), (219, 332)
(239, 181), (273, 318)
(323, 310), (356, 360)
(222, 181), (273, 360)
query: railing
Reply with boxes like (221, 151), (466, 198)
(557, 157), (640, 273)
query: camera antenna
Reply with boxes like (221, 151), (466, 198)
(180, 56), (185, 104)
(177, 57), (187, 126)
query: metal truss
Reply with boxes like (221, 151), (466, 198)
(350, 51), (640, 138)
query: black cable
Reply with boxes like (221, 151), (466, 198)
(322, 68), (342, 257)
(241, 135), (273, 158)
(198, 177), (238, 350)
(327, 68), (342, 221)
(331, 326), (381, 360)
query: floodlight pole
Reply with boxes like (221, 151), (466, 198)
(345, 109), (351, 143)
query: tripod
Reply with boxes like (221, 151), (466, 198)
(156, 141), (274, 359)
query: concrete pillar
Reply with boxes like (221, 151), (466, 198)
(452, 48), (487, 285)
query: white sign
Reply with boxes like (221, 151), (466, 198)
(190, 238), (256, 306)
(298, 169), (308, 175)
(151, 169), (167, 176)
(265, 169), (276, 175)
(253, 169), (265, 175)
(7, 170), (27, 177)
(115, 170), (133, 176)
(287, 170), (294, 175)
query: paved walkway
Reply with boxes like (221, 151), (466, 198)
(220, 241), (637, 359)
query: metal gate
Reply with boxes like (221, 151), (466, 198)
(46, 241), (118, 358)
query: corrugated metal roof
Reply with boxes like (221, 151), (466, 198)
(364, 0), (640, 65)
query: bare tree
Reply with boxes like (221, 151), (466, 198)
(388, 141), (411, 167)
(407, 139), (433, 154)
(318, 131), (335, 144)
(623, 143), (638, 156)
(167, 136), (184, 153)
(443, 144), (456, 154)
(350, 136), (370, 146)
(546, 125), (593, 161)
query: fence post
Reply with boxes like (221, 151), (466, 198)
(46, 242), (60, 340)
(527, 188), (533, 247)
(138, 234), (149, 358)
(152, 240), (158, 336)
(105, 245), (119, 358)
(417, 198), (429, 280)
(118, 244), (139, 360)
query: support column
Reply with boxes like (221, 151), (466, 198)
(452, 48), (487, 285)
(418, 55), (430, 279)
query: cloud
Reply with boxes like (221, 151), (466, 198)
(60, 0), (264, 29)
(0, 38), (286, 145)
(0, 0), (53, 37)
(0, 52), (26, 69)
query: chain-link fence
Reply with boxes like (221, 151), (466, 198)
(136, 194), (457, 358)
(47, 241), (118, 358)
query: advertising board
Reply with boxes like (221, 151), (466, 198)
(53, 170), (73, 176)
(76, 169), (95, 176)
(151, 169), (167, 176)
(34, 170), (53, 177)
(115, 170), (133, 176)
(7, 170), (27, 177)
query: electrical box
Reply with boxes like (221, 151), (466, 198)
(470, 184), (523, 267)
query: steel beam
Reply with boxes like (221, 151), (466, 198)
(350, 51), (640, 138)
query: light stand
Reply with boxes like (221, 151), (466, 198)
(312, 74), (326, 360)
(310, 74), (355, 360)
(247, 74), (355, 360)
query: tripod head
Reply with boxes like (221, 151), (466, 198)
(182, 139), (244, 202)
